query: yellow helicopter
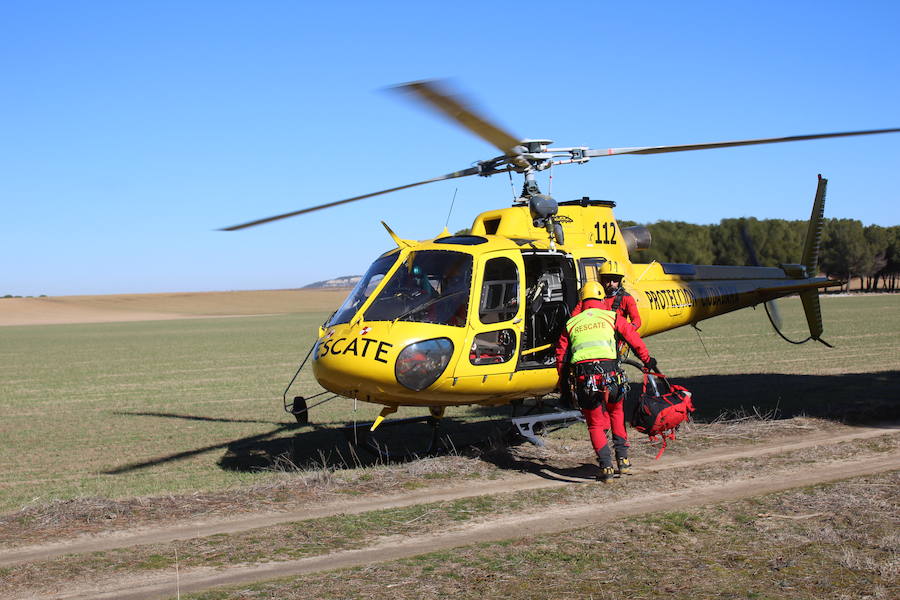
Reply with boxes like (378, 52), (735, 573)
(224, 81), (899, 444)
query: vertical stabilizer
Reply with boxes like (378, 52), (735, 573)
(800, 290), (824, 340)
(801, 175), (827, 275)
(800, 176), (829, 345)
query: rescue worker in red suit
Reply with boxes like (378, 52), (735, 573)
(556, 280), (658, 481)
(567, 260), (644, 471)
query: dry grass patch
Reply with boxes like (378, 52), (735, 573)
(180, 470), (900, 600)
(0, 455), (492, 548)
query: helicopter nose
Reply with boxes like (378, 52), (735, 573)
(311, 324), (458, 401)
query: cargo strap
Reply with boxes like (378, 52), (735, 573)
(611, 289), (625, 312)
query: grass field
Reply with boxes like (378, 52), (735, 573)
(1, 293), (897, 514)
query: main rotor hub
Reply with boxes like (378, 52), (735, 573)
(520, 139), (553, 153)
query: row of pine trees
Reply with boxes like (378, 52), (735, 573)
(620, 218), (899, 292)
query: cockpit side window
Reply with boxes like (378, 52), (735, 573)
(363, 250), (473, 326)
(479, 257), (519, 324)
(326, 254), (397, 327)
(580, 257), (608, 284)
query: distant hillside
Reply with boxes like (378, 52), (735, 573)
(302, 275), (361, 289)
(0, 289), (351, 326)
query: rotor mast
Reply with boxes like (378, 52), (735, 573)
(507, 141), (566, 249)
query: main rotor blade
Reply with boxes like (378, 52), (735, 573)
(395, 80), (523, 156)
(220, 166), (482, 231)
(585, 127), (900, 157)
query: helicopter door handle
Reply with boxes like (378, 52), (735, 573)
(513, 318), (522, 324)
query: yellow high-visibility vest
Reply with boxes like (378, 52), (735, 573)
(566, 308), (617, 363)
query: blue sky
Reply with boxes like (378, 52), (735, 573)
(2, 2), (898, 296)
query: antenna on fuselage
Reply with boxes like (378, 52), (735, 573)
(444, 188), (458, 231)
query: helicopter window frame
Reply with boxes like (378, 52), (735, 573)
(434, 235), (488, 245)
(579, 257), (609, 285)
(362, 250), (474, 326)
(469, 328), (517, 365)
(517, 251), (579, 371)
(325, 253), (399, 327)
(478, 256), (519, 325)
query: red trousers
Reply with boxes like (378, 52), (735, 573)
(580, 388), (629, 463)
(581, 403), (610, 452)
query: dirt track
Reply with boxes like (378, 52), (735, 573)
(3, 423), (896, 567)
(5, 423), (898, 600)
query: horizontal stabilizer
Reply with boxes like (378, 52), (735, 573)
(755, 278), (840, 297)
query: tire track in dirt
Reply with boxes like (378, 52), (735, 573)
(39, 450), (900, 600)
(2, 423), (896, 568)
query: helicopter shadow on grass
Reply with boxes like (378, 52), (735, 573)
(471, 444), (601, 483)
(104, 410), (370, 475)
(104, 370), (897, 477)
(112, 411), (283, 426)
(104, 407), (520, 475)
(652, 370), (900, 425)
(460, 402), (602, 482)
(216, 411), (517, 473)
(103, 412), (303, 475)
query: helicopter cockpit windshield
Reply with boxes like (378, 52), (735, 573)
(326, 253), (398, 327)
(363, 250), (472, 326)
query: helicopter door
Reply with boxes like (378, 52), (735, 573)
(519, 252), (578, 370)
(452, 252), (524, 380)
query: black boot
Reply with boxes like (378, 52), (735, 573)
(596, 447), (615, 482)
(597, 465), (615, 482)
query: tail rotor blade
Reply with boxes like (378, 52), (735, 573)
(766, 300), (784, 331)
(739, 223), (761, 267)
(740, 222), (784, 331)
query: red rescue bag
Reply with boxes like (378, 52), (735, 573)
(630, 371), (695, 459)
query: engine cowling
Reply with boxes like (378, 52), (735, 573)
(621, 225), (652, 254)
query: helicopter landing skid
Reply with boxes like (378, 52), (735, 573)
(510, 410), (584, 447)
(342, 415), (444, 460)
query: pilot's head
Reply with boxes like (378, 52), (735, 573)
(410, 264), (431, 293)
(598, 260), (624, 296)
